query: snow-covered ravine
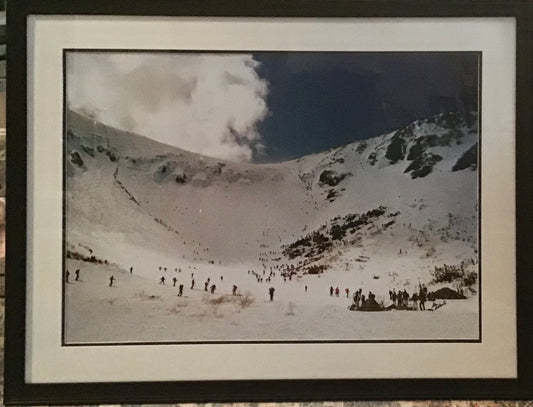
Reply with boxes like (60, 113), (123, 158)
(64, 110), (479, 343)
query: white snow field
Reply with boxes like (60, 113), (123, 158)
(64, 110), (479, 343)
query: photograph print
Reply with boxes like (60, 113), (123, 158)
(63, 51), (480, 344)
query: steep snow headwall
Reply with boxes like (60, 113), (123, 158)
(65, 110), (478, 285)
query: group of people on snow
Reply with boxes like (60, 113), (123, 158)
(69, 260), (447, 312)
(324, 282), (442, 312)
(388, 284), (429, 310)
(65, 269), (81, 283)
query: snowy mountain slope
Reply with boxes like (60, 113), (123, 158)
(281, 112), (478, 279)
(64, 110), (479, 342)
(65, 110), (477, 283)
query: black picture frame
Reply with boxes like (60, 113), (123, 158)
(5, 0), (533, 404)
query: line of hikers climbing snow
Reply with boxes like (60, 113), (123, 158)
(66, 263), (450, 311)
(65, 265), (280, 302)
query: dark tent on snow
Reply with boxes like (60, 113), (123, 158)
(432, 287), (466, 300)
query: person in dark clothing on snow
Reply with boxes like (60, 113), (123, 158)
(330, 286), (334, 296)
(75, 269), (80, 281)
(205, 282), (209, 291)
(191, 279), (195, 289)
(178, 284), (184, 297)
(412, 292), (419, 310)
(269, 287), (275, 301)
(159, 276), (165, 285)
(232, 285), (238, 295)
(419, 290), (426, 310)
(397, 290), (403, 307)
(65, 270), (70, 283)
(172, 277), (177, 287)
(210, 284), (216, 294)
(353, 290), (361, 309)
(109, 275), (115, 287)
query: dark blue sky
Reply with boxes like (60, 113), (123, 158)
(252, 52), (479, 163)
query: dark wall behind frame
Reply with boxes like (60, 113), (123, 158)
(5, 0), (533, 404)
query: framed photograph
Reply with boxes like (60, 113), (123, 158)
(5, 0), (533, 403)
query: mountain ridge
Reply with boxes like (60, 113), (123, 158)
(65, 109), (478, 292)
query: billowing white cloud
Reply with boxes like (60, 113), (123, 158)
(66, 52), (269, 162)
